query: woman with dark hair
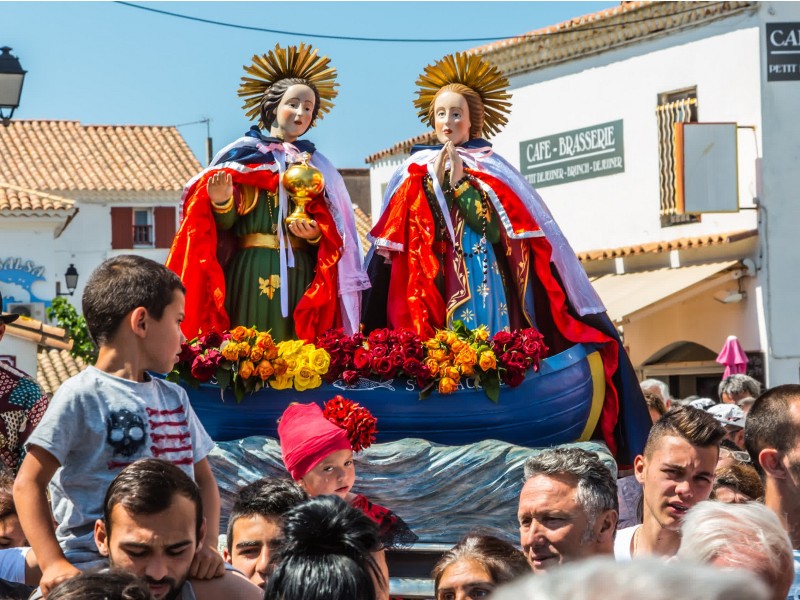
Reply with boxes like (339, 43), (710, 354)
(432, 534), (529, 600)
(264, 495), (382, 600)
(168, 43), (369, 341)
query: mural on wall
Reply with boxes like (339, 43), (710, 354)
(0, 257), (50, 307)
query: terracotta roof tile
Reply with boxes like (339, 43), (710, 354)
(36, 348), (87, 396)
(5, 316), (73, 350)
(0, 120), (202, 192)
(577, 229), (757, 262)
(0, 182), (76, 214)
(352, 204), (372, 254)
(365, 1), (755, 163)
(365, 131), (438, 165)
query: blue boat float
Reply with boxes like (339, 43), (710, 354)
(185, 342), (605, 447)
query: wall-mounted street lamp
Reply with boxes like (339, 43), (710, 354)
(55, 264), (79, 297)
(0, 47), (26, 126)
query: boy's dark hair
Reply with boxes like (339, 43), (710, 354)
(745, 384), (800, 477)
(82, 255), (185, 346)
(264, 495), (381, 600)
(432, 533), (529, 593)
(103, 458), (202, 540)
(48, 569), (154, 600)
(643, 406), (725, 458)
(226, 477), (307, 554)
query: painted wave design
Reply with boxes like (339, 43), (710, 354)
(209, 437), (614, 544)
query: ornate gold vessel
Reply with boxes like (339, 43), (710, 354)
(282, 152), (325, 225)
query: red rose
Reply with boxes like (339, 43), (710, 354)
(353, 348), (372, 370)
(190, 354), (218, 382)
(198, 330), (223, 349)
(492, 331), (514, 348)
(368, 328), (389, 344)
(389, 350), (406, 367)
(371, 343), (389, 358)
(507, 353), (528, 371)
(503, 366), (525, 388)
(402, 357), (422, 376)
(397, 329), (419, 345)
(342, 370), (360, 385)
(178, 343), (200, 364)
(372, 356), (395, 377)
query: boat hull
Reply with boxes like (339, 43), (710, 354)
(185, 342), (605, 447)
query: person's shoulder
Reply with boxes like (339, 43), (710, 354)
(150, 376), (190, 401)
(190, 571), (262, 600)
(613, 525), (639, 561)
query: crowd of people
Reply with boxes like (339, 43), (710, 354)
(0, 252), (797, 600)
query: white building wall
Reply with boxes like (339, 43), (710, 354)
(490, 14), (761, 253)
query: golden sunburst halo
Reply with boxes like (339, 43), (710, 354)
(238, 43), (338, 128)
(415, 52), (511, 138)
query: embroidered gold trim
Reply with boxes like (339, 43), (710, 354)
(240, 233), (306, 250)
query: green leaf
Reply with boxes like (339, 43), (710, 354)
(482, 375), (501, 403)
(215, 368), (231, 390)
(452, 320), (468, 336)
(418, 381), (436, 400)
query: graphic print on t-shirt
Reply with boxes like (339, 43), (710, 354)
(106, 405), (194, 470)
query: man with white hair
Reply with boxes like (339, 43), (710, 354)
(490, 557), (769, 600)
(678, 500), (793, 600)
(517, 448), (617, 573)
(719, 374), (761, 405)
(640, 379), (671, 407)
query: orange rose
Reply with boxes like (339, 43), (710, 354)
(474, 327), (490, 342)
(429, 348), (448, 362)
(238, 342), (251, 358)
(438, 377), (458, 394)
(444, 366), (460, 381)
(456, 345), (477, 367)
(445, 331), (458, 346)
(256, 359), (274, 381)
(435, 330), (449, 343)
(451, 339), (466, 354)
(250, 346), (264, 362)
(256, 332), (275, 349)
(272, 357), (288, 376)
(424, 339), (441, 350)
(230, 326), (249, 342)
(478, 350), (497, 371)
(424, 357), (440, 375)
(239, 359), (255, 380)
(460, 363), (475, 377)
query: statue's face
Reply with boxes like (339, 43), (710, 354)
(271, 83), (315, 143)
(434, 90), (471, 146)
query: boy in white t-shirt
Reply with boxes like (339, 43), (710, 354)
(13, 255), (223, 596)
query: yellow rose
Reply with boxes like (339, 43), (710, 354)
(309, 348), (331, 375)
(444, 366), (460, 381)
(220, 342), (239, 362)
(445, 331), (458, 346)
(424, 339), (441, 350)
(239, 359), (255, 380)
(255, 359), (274, 381)
(478, 350), (497, 371)
(272, 357), (288, 376)
(474, 327), (490, 342)
(230, 326), (249, 342)
(294, 366), (322, 391)
(278, 340), (304, 357)
(438, 377), (458, 394)
(435, 330), (449, 343)
(270, 374), (293, 390)
(460, 363), (476, 377)
(250, 346), (264, 362)
(285, 357), (299, 376)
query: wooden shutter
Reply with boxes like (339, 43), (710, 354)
(154, 207), (176, 249)
(111, 207), (133, 249)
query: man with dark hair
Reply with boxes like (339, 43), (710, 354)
(222, 478), (307, 588)
(744, 384), (800, 599)
(517, 447), (618, 573)
(615, 406), (725, 560)
(94, 459), (260, 600)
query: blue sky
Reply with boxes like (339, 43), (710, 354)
(4, 1), (615, 168)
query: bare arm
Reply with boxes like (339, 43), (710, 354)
(13, 445), (79, 596)
(191, 458), (224, 579)
(24, 548), (41, 587)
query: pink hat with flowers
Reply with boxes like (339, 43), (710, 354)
(278, 397), (377, 480)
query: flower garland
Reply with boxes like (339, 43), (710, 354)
(171, 321), (546, 402)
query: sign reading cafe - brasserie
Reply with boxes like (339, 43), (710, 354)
(519, 120), (624, 188)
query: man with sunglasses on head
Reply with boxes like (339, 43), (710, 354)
(745, 385), (800, 600)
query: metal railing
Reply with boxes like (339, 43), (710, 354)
(133, 224), (153, 245)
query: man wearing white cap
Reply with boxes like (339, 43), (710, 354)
(707, 404), (746, 450)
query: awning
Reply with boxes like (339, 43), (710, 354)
(591, 261), (740, 324)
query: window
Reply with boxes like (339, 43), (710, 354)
(133, 209), (154, 247)
(656, 87), (700, 227)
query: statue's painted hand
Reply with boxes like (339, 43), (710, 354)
(207, 172), (234, 205)
(445, 141), (464, 184)
(288, 219), (321, 240)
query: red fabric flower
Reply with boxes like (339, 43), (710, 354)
(323, 396), (378, 452)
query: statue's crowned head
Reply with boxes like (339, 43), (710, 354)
(415, 52), (512, 141)
(238, 43), (338, 134)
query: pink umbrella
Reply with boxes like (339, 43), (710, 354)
(716, 335), (749, 378)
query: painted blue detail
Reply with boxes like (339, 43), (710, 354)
(185, 342), (598, 446)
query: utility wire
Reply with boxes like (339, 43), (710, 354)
(115, 1), (728, 44)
